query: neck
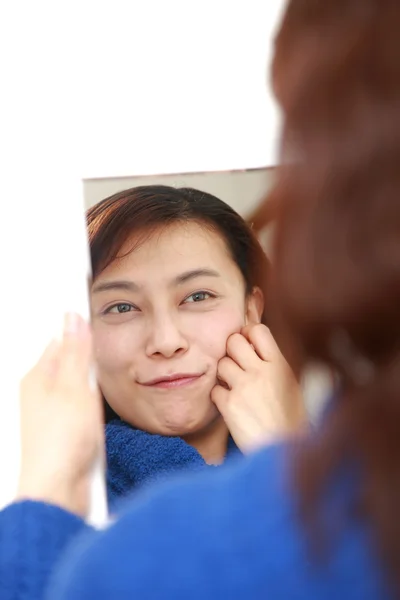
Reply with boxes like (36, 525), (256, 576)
(182, 416), (229, 465)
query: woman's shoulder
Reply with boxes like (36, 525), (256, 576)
(53, 442), (386, 599)
(50, 444), (293, 596)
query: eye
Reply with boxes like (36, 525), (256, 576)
(105, 303), (137, 314)
(184, 291), (213, 303)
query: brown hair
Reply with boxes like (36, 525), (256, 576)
(87, 185), (270, 422)
(267, 0), (400, 594)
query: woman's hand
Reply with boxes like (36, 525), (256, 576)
(211, 324), (306, 454)
(16, 313), (103, 517)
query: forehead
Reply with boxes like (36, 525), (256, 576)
(100, 221), (240, 281)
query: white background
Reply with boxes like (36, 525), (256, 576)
(77, 0), (285, 178)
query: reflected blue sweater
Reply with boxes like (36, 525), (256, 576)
(105, 419), (241, 511)
(0, 443), (389, 599)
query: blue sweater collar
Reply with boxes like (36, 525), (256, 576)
(106, 419), (241, 511)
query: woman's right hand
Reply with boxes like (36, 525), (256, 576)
(212, 324), (306, 454)
(16, 313), (104, 517)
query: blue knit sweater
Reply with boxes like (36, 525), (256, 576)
(106, 419), (241, 510)
(0, 442), (390, 599)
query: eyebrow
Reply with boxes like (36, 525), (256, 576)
(92, 280), (140, 294)
(174, 268), (220, 285)
(92, 268), (220, 294)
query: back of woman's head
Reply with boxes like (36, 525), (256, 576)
(87, 185), (269, 325)
(269, 0), (400, 593)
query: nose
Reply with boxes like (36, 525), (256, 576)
(145, 312), (188, 359)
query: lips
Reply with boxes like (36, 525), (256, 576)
(140, 373), (203, 389)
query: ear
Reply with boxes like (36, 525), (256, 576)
(245, 286), (264, 325)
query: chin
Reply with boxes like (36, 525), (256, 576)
(157, 419), (205, 437)
(156, 407), (219, 438)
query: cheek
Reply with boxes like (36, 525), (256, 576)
(93, 325), (139, 375)
(195, 307), (245, 360)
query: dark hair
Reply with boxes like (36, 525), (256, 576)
(268, 0), (400, 594)
(87, 185), (270, 423)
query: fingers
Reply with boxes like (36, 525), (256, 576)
(217, 356), (243, 389)
(224, 325), (279, 372)
(225, 333), (259, 371)
(210, 384), (229, 413)
(56, 313), (93, 390)
(240, 324), (280, 363)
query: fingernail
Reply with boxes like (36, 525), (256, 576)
(64, 312), (84, 336)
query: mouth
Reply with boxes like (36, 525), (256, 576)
(140, 373), (204, 389)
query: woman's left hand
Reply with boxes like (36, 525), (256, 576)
(211, 324), (306, 454)
(17, 314), (104, 517)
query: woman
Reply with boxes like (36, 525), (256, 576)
(1, 0), (399, 598)
(88, 185), (303, 507)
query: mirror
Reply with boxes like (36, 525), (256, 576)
(83, 171), (333, 510)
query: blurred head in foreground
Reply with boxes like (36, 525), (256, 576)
(268, 0), (400, 593)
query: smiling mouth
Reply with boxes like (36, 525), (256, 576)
(140, 373), (204, 389)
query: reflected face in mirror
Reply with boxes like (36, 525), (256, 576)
(91, 221), (262, 437)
